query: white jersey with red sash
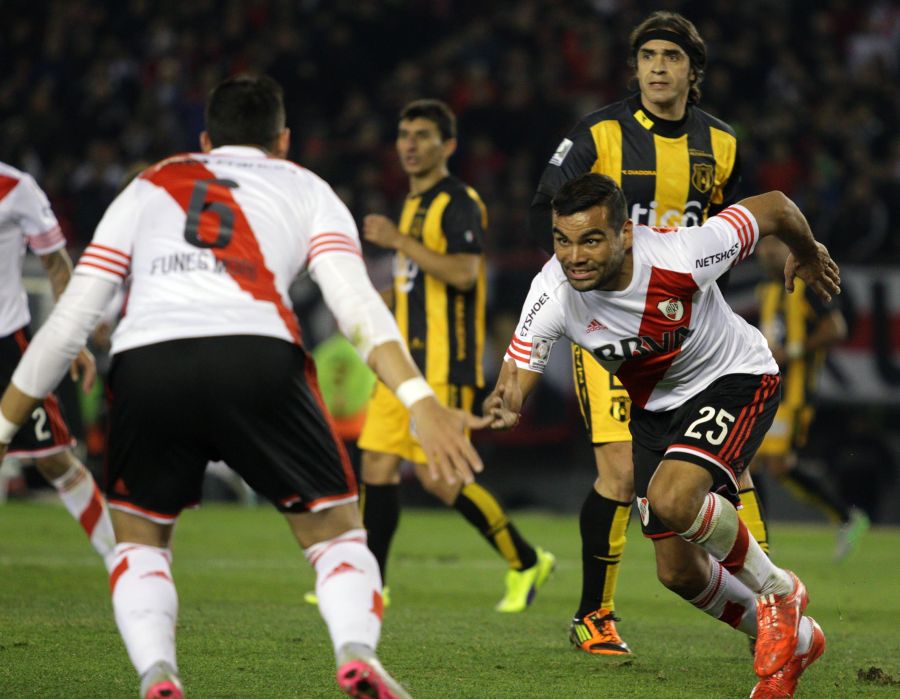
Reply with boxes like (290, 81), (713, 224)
(506, 205), (778, 411)
(75, 146), (361, 355)
(0, 161), (66, 337)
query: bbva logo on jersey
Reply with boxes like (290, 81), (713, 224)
(657, 298), (684, 322)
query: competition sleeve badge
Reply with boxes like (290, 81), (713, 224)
(529, 336), (554, 370)
(549, 138), (574, 166)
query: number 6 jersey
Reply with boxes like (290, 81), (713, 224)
(505, 205), (778, 412)
(75, 146), (361, 355)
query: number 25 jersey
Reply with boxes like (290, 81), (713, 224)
(75, 146), (361, 355)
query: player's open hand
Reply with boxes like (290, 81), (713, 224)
(363, 214), (402, 251)
(482, 361), (524, 430)
(70, 347), (97, 393)
(410, 397), (486, 486)
(785, 241), (841, 302)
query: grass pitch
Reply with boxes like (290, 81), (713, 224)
(1, 503), (898, 698)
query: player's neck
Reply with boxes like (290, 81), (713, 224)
(639, 94), (688, 122)
(409, 166), (449, 196)
(603, 252), (634, 292)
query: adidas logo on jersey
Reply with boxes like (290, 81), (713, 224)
(586, 319), (607, 333)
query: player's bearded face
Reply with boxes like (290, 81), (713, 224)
(396, 118), (449, 177)
(553, 207), (632, 292)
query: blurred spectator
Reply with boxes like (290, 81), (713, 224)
(0, 0), (894, 266)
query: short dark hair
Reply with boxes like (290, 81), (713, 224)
(552, 174), (627, 232)
(399, 99), (456, 141)
(629, 11), (707, 105)
(205, 74), (286, 150)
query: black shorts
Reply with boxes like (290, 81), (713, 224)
(630, 373), (781, 539)
(1, 326), (74, 458)
(105, 336), (356, 523)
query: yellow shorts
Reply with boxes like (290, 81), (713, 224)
(756, 403), (813, 457)
(572, 345), (632, 444)
(357, 381), (475, 464)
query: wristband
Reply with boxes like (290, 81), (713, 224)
(395, 377), (435, 409)
(0, 410), (21, 445)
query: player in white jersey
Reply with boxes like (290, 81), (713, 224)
(0, 75), (487, 699)
(0, 161), (115, 568)
(486, 174), (836, 698)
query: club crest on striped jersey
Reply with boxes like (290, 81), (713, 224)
(529, 336), (553, 369)
(691, 162), (714, 193)
(638, 497), (650, 526)
(657, 298), (684, 322)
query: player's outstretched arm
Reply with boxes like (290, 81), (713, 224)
(0, 275), (119, 456)
(739, 191), (841, 302)
(311, 253), (489, 485)
(39, 249), (97, 392)
(482, 360), (542, 431)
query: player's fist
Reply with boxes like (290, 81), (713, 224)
(363, 214), (402, 250)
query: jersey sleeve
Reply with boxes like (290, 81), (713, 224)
(442, 192), (485, 254)
(74, 179), (144, 283)
(306, 175), (362, 270)
(10, 174), (65, 255)
(676, 204), (759, 290)
(504, 271), (567, 373)
(529, 118), (599, 253)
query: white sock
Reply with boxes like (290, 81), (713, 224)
(689, 557), (758, 636)
(795, 617), (813, 655)
(109, 543), (178, 676)
(305, 528), (383, 658)
(681, 493), (792, 597)
(50, 461), (116, 569)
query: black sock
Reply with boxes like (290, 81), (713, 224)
(783, 464), (851, 523)
(453, 483), (537, 570)
(577, 489), (632, 618)
(361, 482), (400, 582)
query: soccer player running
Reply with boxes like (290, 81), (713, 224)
(752, 236), (869, 560)
(0, 76), (489, 699)
(489, 173), (833, 698)
(529, 10), (769, 655)
(0, 162), (115, 568)
(357, 99), (554, 612)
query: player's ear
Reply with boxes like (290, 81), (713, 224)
(199, 131), (213, 153)
(622, 220), (634, 249)
(274, 128), (291, 158)
(443, 137), (457, 159)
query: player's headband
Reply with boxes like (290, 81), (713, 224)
(634, 29), (703, 66)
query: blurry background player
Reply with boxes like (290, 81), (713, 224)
(0, 75), (490, 699)
(528, 10), (768, 654)
(358, 99), (555, 612)
(0, 160), (115, 568)
(752, 236), (869, 561)
(488, 174), (836, 698)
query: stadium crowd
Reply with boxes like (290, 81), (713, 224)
(0, 0), (898, 264)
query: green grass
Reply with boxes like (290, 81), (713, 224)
(1, 503), (898, 698)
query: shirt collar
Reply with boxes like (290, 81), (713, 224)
(209, 145), (269, 158)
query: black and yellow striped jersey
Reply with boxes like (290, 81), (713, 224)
(530, 94), (741, 251)
(392, 175), (487, 387)
(757, 278), (831, 409)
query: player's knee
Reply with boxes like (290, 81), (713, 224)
(415, 465), (458, 505)
(361, 451), (401, 485)
(34, 449), (79, 481)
